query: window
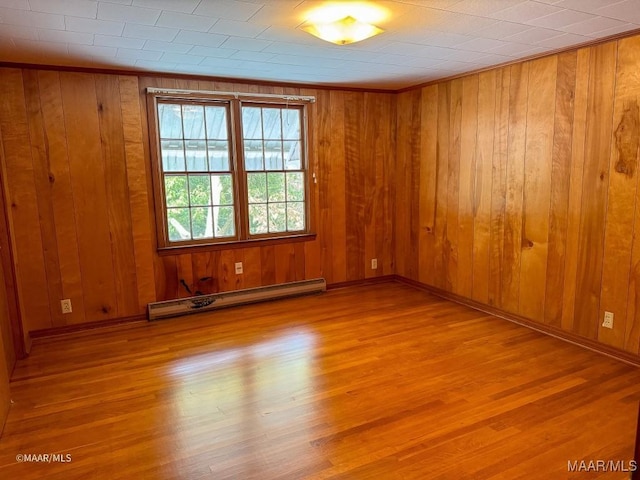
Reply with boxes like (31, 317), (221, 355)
(147, 90), (314, 250)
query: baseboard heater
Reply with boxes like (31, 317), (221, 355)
(147, 278), (326, 321)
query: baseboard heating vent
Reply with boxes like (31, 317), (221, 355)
(148, 278), (326, 321)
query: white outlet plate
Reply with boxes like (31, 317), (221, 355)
(61, 299), (72, 314)
(602, 311), (614, 329)
(235, 262), (243, 274)
(371, 258), (378, 270)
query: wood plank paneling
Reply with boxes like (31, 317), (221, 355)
(0, 69), (51, 333)
(573, 43), (616, 339)
(544, 52), (577, 327)
(396, 34), (640, 358)
(418, 85), (438, 286)
(488, 68), (510, 308)
(502, 62), (528, 313)
(561, 48), (590, 333)
(0, 68), (396, 334)
(457, 75), (478, 298)
(599, 35), (640, 350)
(519, 56), (557, 319)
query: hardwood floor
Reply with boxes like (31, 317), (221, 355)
(0, 282), (639, 479)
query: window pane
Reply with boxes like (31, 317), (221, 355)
(244, 140), (264, 171)
(212, 174), (234, 206)
(249, 204), (268, 234)
(207, 141), (230, 171)
(286, 172), (304, 201)
(205, 106), (228, 139)
(262, 108), (282, 139)
(282, 109), (300, 139)
(268, 202), (286, 233)
(264, 140), (283, 170)
(247, 173), (267, 203)
(191, 207), (212, 239)
(167, 208), (191, 241)
(161, 140), (185, 171)
(283, 141), (301, 169)
(165, 175), (188, 207)
(185, 140), (207, 171)
(214, 206), (235, 237)
(287, 202), (305, 231)
(188, 175), (211, 206)
(182, 105), (205, 139)
(267, 172), (285, 202)
(242, 107), (262, 138)
(158, 104), (182, 138)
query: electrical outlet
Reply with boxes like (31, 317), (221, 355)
(61, 299), (72, 314)
(602, 311), (614, 329)
(371, 258), (378, 270)
(235, 262), (243, 274)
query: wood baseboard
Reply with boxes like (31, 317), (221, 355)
(327, 275), (396, 290)
(395, 276), (640, 367)
(29, 314), (147, 339)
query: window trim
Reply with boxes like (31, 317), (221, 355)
(146, 89), (316, 252)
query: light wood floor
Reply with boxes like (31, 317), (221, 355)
(0, 282), (639, 479)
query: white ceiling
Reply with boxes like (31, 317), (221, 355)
(0, 0), (639, 90)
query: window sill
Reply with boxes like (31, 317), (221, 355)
(157, 233), (317, 256)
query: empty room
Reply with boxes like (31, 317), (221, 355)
(1, 0), (640, 478)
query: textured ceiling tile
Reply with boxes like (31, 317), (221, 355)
(534, 32), (591, 48)
(193, 0), (263, 22)
(208, 19), (268, 37)
(38, 28), (94, 45)
(98, 2), (161, 25)
(94, 33), (145, 48)
(30, 0), (98, 18)
(562, 15), (630, 35)
(503, 26), (564, 43)
(132, 0), (200, 13)
(175, 30), (228, 47)
(160, 52), (204, 64)
(116, 46), (162, 60)
(65, 16), (125, 36)
(0, 7), (65, 29)
(490, 1), (563, 22)
(122, 23), (179, 41)
(143, 39), (193, 53)
(596, 0), (640, 24)
(528, 9), (596, 29)
(220, 36), (271, 51)
(155, 11), (217, 32)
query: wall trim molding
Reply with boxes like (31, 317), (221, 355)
(29, 314), (147, 339)
(395, 276), (640, 368)
(327, 275), (396, 290)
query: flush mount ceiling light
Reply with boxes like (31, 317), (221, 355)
(301, 3), (387, 45)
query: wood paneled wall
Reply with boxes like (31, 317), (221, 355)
(0, 68), (395, 334)
(396, 35), (640, 356)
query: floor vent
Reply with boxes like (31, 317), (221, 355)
(147, 278), (326, 321)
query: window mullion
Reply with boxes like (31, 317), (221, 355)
(231, 100), (249, 240)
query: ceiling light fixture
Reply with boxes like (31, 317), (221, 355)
(302, 15), (384, 45)
(301, 3), (387, 45)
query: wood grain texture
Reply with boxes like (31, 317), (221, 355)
(573, 42), (616, 340)
(599, 35), (640, 350)
(544, 52), (576, 327)
(418, 85), (438, 286)
(488, 68), (510, 309)
(457, 75), (478, 298)
(472, 71), (496, 305)
(1, 282), (639, 478)
(502, 62), (528, 313)
(519, 56), (556, 319)
(0, 69), (396, 335)
(395, 36), (640, 357)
